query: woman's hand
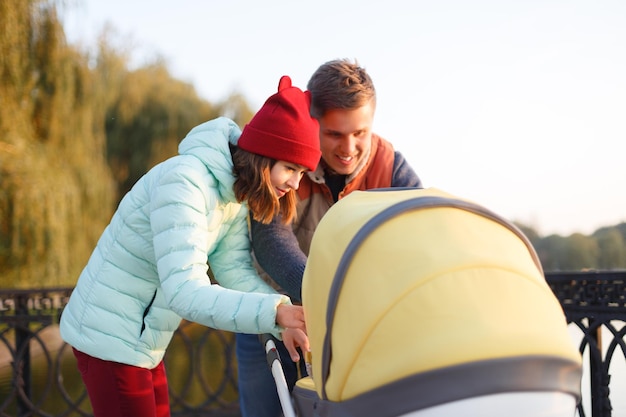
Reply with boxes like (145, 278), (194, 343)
(275, 304), (306, 333)
(275, 304), (309, 361)
(281, 327), (310, 362)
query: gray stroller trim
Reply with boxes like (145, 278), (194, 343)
(293, 355), (582, 417)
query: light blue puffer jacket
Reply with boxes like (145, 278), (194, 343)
(60, 117), (290, 369)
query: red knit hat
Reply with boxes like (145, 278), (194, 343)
(237, 76), (321, 171)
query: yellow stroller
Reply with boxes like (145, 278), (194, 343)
(270, 187), (582, 417)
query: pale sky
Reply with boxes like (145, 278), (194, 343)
(62, 0), (626, 236)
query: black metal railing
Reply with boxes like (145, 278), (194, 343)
(1, 271), (625, 417)
(546, 270), (626, 417)
(0, 287), (240, 417)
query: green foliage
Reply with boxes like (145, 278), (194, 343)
(0, 0), (254, 288)
(105, 62), (217, 198)
(517, 222), (626, 272)
(0, 0), (115, 288)
(594, 226), (626, 268)
(104, 61), (255, 200)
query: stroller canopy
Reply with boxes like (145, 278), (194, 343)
(300, 187), (581, 414)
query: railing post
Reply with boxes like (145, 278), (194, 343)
(589, 321), (601, 417)
(589, 322), (612, 417)
(15, 293), (32, 417)
(546, 271), (626, 417)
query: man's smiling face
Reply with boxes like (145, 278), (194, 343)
(318, 101), (374, 176)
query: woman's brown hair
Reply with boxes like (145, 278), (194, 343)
(231, 145), (298, 224)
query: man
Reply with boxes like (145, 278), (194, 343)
(236, 59), (423, 417)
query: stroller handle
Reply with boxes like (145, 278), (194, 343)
(261, 333), (297, 417)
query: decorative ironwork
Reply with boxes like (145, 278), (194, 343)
(547, 271), (626, 317)
(546, 271), (626, 417)
(0, 288), (240, 417)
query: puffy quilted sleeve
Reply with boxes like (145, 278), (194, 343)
(208, 208), (279, 295)
(149, 156), (288, 338)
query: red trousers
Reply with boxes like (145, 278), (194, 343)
(73, 348), (171, 417)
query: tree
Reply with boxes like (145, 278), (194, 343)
(0, 1), (255, 287)
(564, 233), (599, 270)
(1, 0), (114, 287)
(594, 227), (626, 269)
(536, 234), (568, 271)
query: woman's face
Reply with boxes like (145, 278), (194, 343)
(270, 161), (308, 198)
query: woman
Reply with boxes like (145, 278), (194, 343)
(60, 76), (321, 417)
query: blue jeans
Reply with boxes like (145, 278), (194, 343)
(236, 333), (303, 417)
